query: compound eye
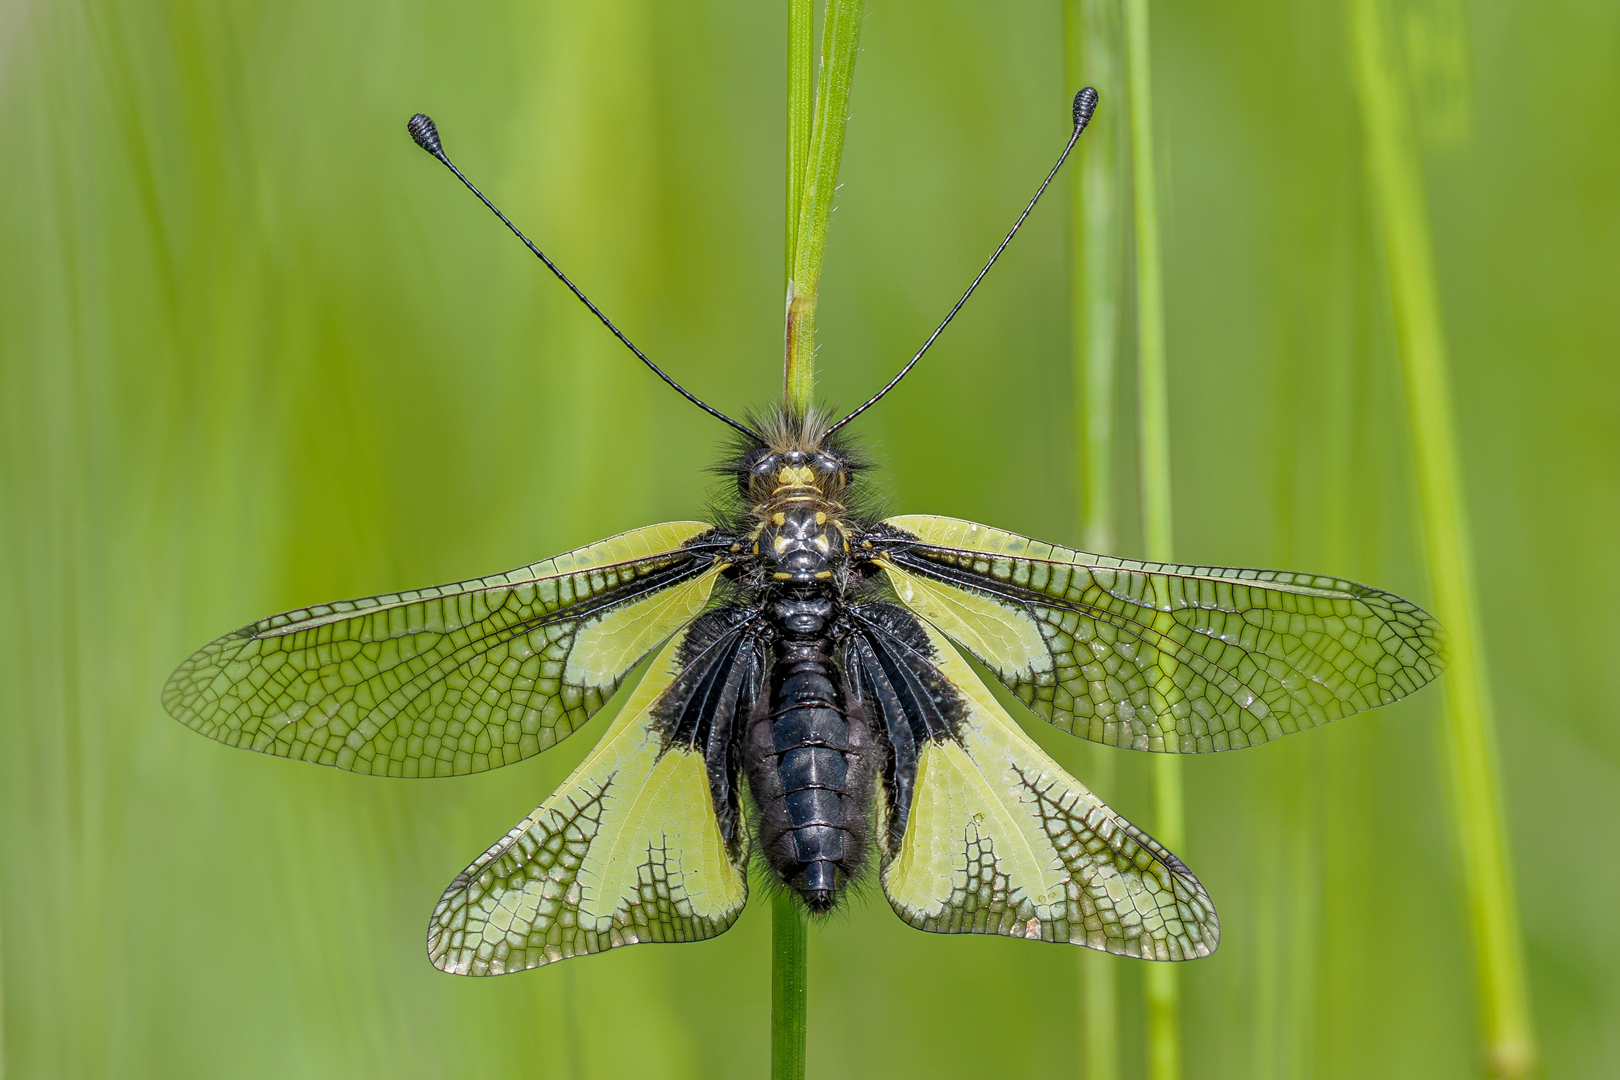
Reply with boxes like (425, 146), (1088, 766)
(811, 453), (841, 476)
(783, 450), (806, 466)
(739, 451), (775, 494)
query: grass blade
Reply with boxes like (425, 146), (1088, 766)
(776, 2), (864, 1075)
(1067, 0), (1125, 1075)
(771, 891), (810, 1080)
(773, 5), (817, 1075)
(1346, 1), (1537, 1075)
(784, 0), (865, 411)
(785, 0), (814, 286)
(1122, 0), (1182, 1075)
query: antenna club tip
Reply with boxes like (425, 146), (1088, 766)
(1072, 87), (1099, 127)
(408, 113), (443, 156)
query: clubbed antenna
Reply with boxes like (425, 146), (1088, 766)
(406, 113), (761, 441)
(823, 88), (1101, 437)
(1073, 84), (1099, 127)
(407, 113), (443, 156)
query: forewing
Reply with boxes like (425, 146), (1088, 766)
(878, 515), (1445, 753)
(163, 522), (727, 776)
(873, 617), (1218, 960)
(428, 621), (753, 975)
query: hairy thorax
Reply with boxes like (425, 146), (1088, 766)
(747, 455), (851, 590)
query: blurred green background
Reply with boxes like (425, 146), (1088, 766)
(2, 0), (1616, 1077)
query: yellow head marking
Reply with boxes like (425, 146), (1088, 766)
(776, 465), (816, 488)
(772, 512), (786, 526)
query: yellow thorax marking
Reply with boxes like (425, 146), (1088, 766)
(774, 465), (817, 490)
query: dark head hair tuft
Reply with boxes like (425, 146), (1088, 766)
(704, 403), (878, 532)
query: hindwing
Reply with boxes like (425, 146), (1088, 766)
(428, 614), (758, 975)
(876, 515), (1445, 753)
(163, 522), (728, 776)
(848, 607), (1217, 959)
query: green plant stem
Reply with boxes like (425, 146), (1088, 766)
(1123, 0), (1181, 1077)
(773, 5), (817, 1071)
(774, 2), (864, 1074)
(1066, 0), (1123, 1076)
(1346, 2), (1536, 1076)
(1143, 755), (1183, 1080)
(771, 891), (809, 1080)
(1080, 748), (1121, 1080)
(785, 0), (813, 287)
(1070, 0), (1124, 561)
(1123, 3), (1169, 561)
(783, 0), (864, 413)
(1, 906), (6, 1080)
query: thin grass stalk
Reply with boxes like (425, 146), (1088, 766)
(772, 7), (817, 1073)
(1255, 270), (1295, 1080)
(1123, 0), (1169, 559)
(772, 6), (816, 1073)
(1142, 753), (1183, 1080)
(559, 963), (583, 1080)
(1070, 0), (1123, 560)
(1065, 0), (1124, 1075)
(783, 0), (864, 411)
(771, 890), (810, 1080)
(1345, 1), (1536, 1076)
(1079, 756), (1121, 1080)
(1122, 0), (1181, 1076)
(775, 3), (864, 1075)
(785, 0), (813, 286)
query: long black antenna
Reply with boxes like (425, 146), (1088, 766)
(407, 114), (761, 441)
(823, 87), (1099, 437)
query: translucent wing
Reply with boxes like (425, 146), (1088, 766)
(866, 614), (1217, 960)
(428, 619), (754, 975)
(163, 522), (727, 776)
(876, 515), (1445, 753)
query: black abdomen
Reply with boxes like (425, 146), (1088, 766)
(746, 631), (875, 912)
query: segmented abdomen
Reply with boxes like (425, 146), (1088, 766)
(745, 635), (873, 912)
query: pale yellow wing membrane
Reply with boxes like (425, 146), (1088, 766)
(881, 622), (1217, 960)
(163, 522), (724, 776)
(429, 627), (748, 975)
(879, 515), (1444, 753)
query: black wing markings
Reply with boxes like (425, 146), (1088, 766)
(844, 602), (964, 854)
(654, 607), (766, 852)
(860, 614), (1219, 958)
